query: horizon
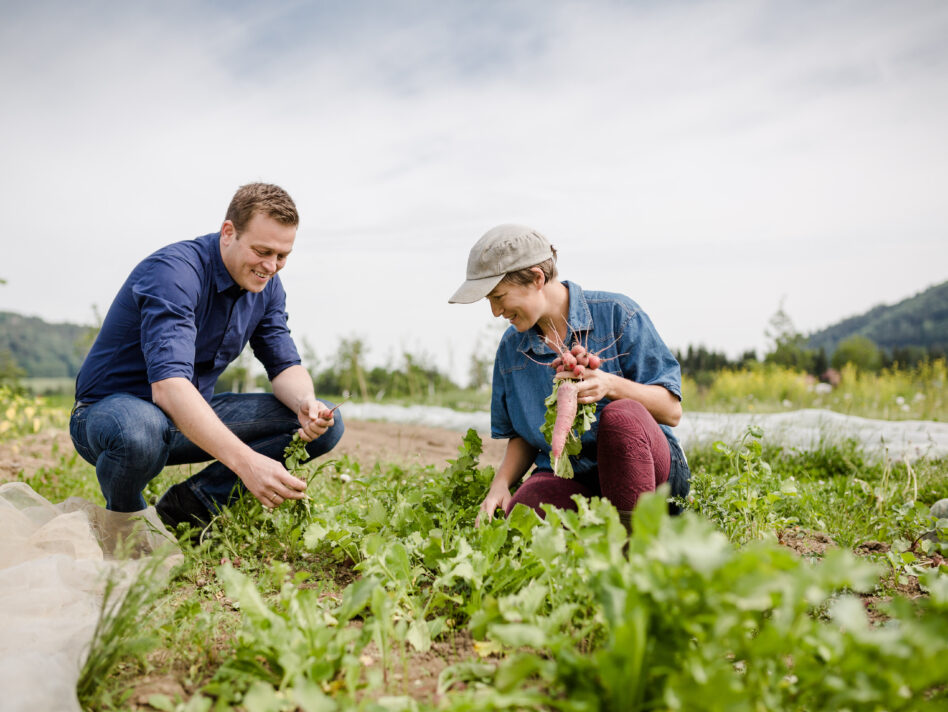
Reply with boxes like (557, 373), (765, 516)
(2, 1), (947, 384)
(3, 274), (944, 384)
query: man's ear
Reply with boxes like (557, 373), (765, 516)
(220, 219), (236, 244)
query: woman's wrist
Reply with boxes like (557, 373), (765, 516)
(604, 370), (627, 401)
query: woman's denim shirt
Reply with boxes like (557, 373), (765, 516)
(490, 281), (691, 500)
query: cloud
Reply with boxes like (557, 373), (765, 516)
(1, 0), (947, 384)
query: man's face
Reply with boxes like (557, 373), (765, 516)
(219, 212), (297, 293)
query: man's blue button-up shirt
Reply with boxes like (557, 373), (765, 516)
(490, 281), (689, 495)
(76, 232), (301, 404)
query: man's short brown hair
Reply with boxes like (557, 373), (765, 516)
(225, 183), (299, 233)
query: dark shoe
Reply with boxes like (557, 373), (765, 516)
(156, 483), (212, 540)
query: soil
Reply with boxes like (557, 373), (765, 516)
(777, 527), (838, 558)
(0, 420), (507, 484)
(0, 428), (72, 482)
(328, 419), (505, 471)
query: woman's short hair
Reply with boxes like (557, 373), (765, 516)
(501, 250), (558, 287)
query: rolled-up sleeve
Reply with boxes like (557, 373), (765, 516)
(132, 255), (200, 384)
(617, 310), (682, 400)
(249, 277), (302, 380)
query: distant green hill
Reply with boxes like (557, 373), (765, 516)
(0, 312), (93, 378)
(807, 280), (948, 356)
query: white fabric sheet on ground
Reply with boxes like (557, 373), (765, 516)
(677, 408), (948, 461)
(343, 404), (948, 460)
(0, 483), (179, 712)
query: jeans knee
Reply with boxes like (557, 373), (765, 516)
(87, 401), (169, 474)
(123, 426), (169, 469)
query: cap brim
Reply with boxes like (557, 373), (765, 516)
(448, 274), (505, 304)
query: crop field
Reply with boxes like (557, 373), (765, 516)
(681, 360), (948, 421)
(2, 385), (948, 711)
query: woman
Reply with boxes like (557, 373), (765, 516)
(449, 224), (690, 529)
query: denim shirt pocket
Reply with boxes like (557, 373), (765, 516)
(498, 358), (529, 376)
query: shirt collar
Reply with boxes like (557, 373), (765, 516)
(209, 232), (242, 294)
(517, 280), (594, 355)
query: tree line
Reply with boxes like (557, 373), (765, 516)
(677, 301), (946, 388)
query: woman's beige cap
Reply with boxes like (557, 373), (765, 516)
(448, 224), (554, 303)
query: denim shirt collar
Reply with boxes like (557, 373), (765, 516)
(517, 280), (593, 356)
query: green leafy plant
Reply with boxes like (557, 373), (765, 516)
(7, 393), (946, 710)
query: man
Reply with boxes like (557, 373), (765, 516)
(70, 183), (343, 534)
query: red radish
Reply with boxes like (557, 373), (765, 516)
(538, 324), (622, 375)
(321, 397), (349, 417)
(550, 379), (578, 462)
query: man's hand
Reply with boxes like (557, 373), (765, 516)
(476, 482), (512, 528)
(296, 397), (335, 442)
(240, 450), (308, 508)
(271, 366), (336, 442)
(152, 377), (311, 509)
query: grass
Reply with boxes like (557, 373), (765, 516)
(3, 388), (948, 710)
(682, 359), (948, 421)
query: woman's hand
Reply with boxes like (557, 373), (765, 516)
(476, 481), (512, 528)
(558, 367), (618, 404)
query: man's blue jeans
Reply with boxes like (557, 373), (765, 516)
(69, 392), (344, 512)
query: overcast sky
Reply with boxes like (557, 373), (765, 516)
(2, 0), (946, 385)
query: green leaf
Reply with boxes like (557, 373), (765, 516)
(829, 595), (868, 631)
(219, 565), (278, 626)
(290, 679), (338, 712)
(242, 681), (282, 712)
(489, 622), (547, 648)
(146, 694), (175, 712)
(336, 577), (378, 622)
(507, 502), (542, 536)
(531, 525), (566, 564)
(407, 619), (432, 652)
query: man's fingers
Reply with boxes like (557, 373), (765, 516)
(260, 483), (304, 508)
(297, 415), (332, 442)
(281, 474), (308, 494)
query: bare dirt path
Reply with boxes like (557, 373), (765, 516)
(330, 419), (505, 469)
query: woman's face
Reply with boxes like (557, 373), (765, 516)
(486, 279), (543, 332)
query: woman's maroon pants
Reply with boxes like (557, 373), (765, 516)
(505, 400), (670, 518)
